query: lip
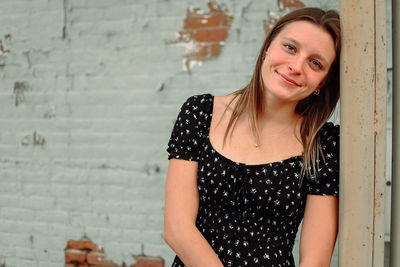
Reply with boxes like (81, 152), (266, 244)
(276, 71), (301, 87)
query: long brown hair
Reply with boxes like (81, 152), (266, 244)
(223, 7), (341, 181)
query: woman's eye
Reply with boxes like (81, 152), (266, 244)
(283, 44), (295, 52)
(311, 60), (323, 69)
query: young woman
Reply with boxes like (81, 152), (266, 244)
(164, 7), (340, 267)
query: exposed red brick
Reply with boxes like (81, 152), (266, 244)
(65, 249), (87, 264)
(130, 256), (164, 267)
(65, 238), (164, 267)
(220, 15), (233, 27)
(184, 14), (221, 29)
(193, 28), (229, 42)
(209, 43), (222, 58)
(87, 252), (118, 266)
(168, 1), (233, 71)
(67, 239), (103, 252)
(279, 0), (305, 9)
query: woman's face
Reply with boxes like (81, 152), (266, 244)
(261, 20), (336, 104)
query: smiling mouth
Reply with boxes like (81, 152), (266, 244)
(276, 71), (301, 87)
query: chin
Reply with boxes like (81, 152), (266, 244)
(267, 85), (294, 99)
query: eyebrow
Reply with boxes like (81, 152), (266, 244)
(283, 37), (330, 65)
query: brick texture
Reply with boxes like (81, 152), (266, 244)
(86, 252), (117, 266)
(67, 239), (104, 252)
(65, 250), (87, 264)
(131, 256), (164, 267)
(168, 1), (233, 71)
(64, 238), (163, 267)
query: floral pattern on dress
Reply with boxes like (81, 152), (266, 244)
(167, 94), (339, 267)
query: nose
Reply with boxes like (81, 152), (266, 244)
(288, 58), (304, 75)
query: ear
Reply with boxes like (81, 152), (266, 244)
(262, 50), (268, 61)
(264, 47), (270, 57)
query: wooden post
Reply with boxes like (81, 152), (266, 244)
(339, 0), (387, 266)
(391, 0), (400, 265)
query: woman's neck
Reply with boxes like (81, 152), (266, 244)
(260, 97), (301, 128)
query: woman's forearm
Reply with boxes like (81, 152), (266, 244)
(299, 262), (330, 267)
(164, 223), (224, 267)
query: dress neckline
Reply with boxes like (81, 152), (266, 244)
(205, 94), (303, 168)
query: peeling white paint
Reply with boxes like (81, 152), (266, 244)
(269, 11), (280, 20)
(265, 11), (281, 31)
(173, 39), (206, 71)
(188, 6), (206, 15)
(182, 58), (201, 72)
(169, 2), (233, 71)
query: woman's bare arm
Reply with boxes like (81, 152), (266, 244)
(299, 195), (338, 267)
(164, 158), (224, 267)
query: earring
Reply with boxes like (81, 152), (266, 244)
(313, 89), (320, 95)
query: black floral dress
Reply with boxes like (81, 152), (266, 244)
(167, 94), (339, 267)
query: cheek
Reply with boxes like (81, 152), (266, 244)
(315, 72), (329, 88)
(261, 60), (271, 78)
(306, 69), (329, 88)
(264, 51), (281, 67)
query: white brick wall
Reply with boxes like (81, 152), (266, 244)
(0, 0), (393, 267)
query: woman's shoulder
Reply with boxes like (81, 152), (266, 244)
(212, 94), (238, 117)
(167, 94), (214, 161)
(182, 93), (214, 107)
(320, 121), (340, 139)
(177, 93), (214, 118)
(319, 121), (340, 155)
(182, 93), (235, 106)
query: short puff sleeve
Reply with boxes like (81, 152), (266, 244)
(166, 94), (211, 161)
(306, 122), (340, 196)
